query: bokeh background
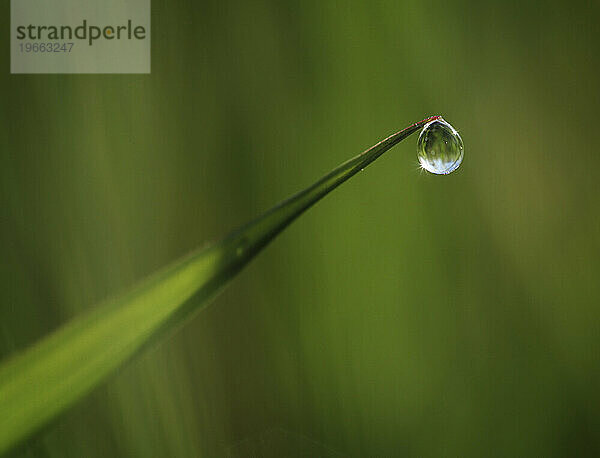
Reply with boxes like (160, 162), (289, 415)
(2, 0), (600, 456)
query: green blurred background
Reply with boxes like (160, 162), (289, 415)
(2, 0), (600, 456)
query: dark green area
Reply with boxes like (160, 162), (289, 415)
(1, 0), (600, 456)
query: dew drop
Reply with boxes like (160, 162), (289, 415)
(235, 236), (249, 257)
(417, 118), (464, 175)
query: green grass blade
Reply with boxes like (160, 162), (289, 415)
(0, 116), (438, 455)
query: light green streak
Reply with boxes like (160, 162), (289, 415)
(0, 116), (437, 455)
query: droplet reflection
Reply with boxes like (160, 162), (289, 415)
(417, 118), (464, 175)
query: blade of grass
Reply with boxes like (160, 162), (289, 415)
(0, 115), (440, 455)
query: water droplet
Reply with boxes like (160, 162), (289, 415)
(417, 118), (464, 175)
(236, 237), (249, 257)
